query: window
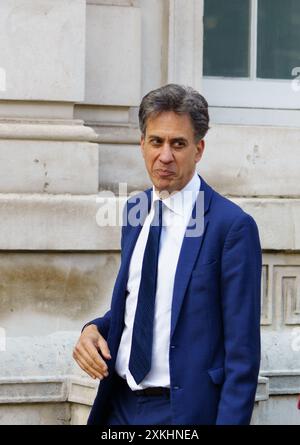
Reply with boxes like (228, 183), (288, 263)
(204, 0), (250, 78)
(202, 0), (300, 110)
(257, 0), (300, 80)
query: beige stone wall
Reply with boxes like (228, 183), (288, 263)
(0, 0), (299, 424)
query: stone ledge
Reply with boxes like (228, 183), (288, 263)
(260, 371), (300, 395)
(256, 377), (269, 402)
(0, 195), (299, 250)
(0, 377), (68, 404)
(0, 376), (96, 405)
(0, 374), (270, 405)
(68, 377), (98, 406)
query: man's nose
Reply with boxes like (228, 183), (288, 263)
(159, 144), (174, 163)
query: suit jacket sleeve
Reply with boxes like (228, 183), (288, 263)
(81, 310), (111, 340)
(216, 212), (262, 425)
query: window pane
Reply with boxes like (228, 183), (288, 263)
(257, 0), (300, 79)
(203, 0), (250, 77)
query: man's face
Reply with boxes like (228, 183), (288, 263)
(141, 111), (205, 194)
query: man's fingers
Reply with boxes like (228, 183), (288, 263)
(73, 351), (106, 380)
(97, 336), (112, 360)
(82, 340), (110, 373)
(75, 355), (97, 379)
(76, 342), (109, 375)
(72, 327), (111, 380)
(80, 343), (108, 374)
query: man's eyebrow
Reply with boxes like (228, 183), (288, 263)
(147, 135), (188, 142)
(171, 137), (188, 142)
(147, 134), (163, 139)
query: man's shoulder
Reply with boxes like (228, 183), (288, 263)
(209, 184), (257, 231)
(211, 187), (245, 215)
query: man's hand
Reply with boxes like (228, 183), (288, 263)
(73, 324), (111, 380)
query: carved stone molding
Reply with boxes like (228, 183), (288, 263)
(278, 268), (300, 325)
(0, 120), (98, 142)
(261, 254), (300, 328)
(261, 265), (272, 325)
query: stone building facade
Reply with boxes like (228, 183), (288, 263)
(0, 0), (299, 424)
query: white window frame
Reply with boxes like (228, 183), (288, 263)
(168, 0), (300, 126)
(202, 0), (300, 109)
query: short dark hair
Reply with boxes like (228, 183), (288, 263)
(138, 83), (210, 142)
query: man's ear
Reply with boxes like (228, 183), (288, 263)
(195, 139), (205, 163)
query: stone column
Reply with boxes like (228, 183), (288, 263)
(168, 0), (204, 91)
(0, 0), (145, 425)
(0, 0), (100, 424)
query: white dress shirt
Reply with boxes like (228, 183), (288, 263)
(115, 171), (200, 390)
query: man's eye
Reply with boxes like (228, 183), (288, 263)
(173, 141), (185, 148)
(150, 139), (161, 145)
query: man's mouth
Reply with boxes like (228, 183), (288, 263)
(156, 169), (175, 178)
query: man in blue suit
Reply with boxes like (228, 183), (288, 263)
(73, 84), (262, 425)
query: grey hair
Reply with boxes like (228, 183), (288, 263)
(138, 84), (210, 142)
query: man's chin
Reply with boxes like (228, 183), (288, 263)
(153, 178), (176, 195)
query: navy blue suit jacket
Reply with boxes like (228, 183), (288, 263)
(84, 175), (262, 425)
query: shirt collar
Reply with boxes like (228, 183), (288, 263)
(152, 171), (200, 217)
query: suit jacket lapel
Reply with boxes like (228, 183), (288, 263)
(170, 175), (213, 339)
